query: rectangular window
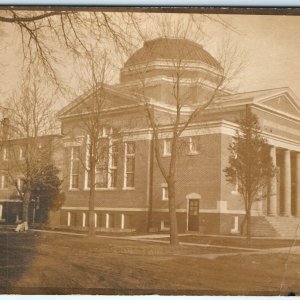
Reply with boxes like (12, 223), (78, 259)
(1, 175), (8, 189)
(95, 141), (108, 188)
(84, 136), (91, 189)
(2, 147), (7, 160)
(163, 139), (171, 157)
(124, 142), (135, 188)
(17, 178), (24, 193)
(160, 220), (170, 231)
(19, 146), (25, 160)
(162, 184), (168, 201)
(70, 146), (80, 189)
(109, 141), (118, 188)
(189, 136), (200, 154)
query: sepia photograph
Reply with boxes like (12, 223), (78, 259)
(0, 7), (300, 295)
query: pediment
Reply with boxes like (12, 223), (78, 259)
(257, 91), (300, 119)
(59, 85), (139, 118)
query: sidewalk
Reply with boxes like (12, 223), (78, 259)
(3, 226), (300, 259)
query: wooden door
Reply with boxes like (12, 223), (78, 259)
(188, 199), (199, 231)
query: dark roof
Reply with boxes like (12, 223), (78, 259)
(124, 37), (221, 70)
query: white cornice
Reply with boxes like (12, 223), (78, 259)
(121, 58), (223, 77)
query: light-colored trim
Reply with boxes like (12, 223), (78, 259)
(163, 139), (171, 157)
(152, 208), (186, 213)
(0, 204), (2, 219)
(162, 186), (168, 201)
(82, 212), (86, 227)
(67, 212), (71, 227)
(121, 213), (125, 230)
(62, 206), (148, 211)
(121, 117), (300, 150)
(60, 206), (262, 216)
(123, 142), (135, 189)
(105, 213), (109, 229)
(0, 175), (7, 190)
(160, 220), (170, 231)
(61, 206), (186, 213)
(94, 212), (97, 228)
(60, 104), (141, 121)
(69, 147), (74, 189)
(188, 136), (199, 155)
(84, 135), (90, 190)
(231, 216), (240, 234)
(262, 119), (300, 137)
(0, 199), (22, 203)
(121, 59), (223, 77)
(253, 104), (300, 124)
(3, 147), (7, 161)
(19, 146), (25, 160)
(122, 120), (238, 141)
(146, 139), (152, 211)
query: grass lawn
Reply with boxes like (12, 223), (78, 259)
(0, 230), (299, 295)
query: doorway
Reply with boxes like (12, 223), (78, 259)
(188, 199), (199, 231)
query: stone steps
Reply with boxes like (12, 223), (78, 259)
(252, 216), (300, 238)
(265, 216), (300, 238)
(251, 217), (278, 237)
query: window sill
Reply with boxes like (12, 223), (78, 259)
(122, 187), (135, 191)
(83, 187), (118, 191)
(161, 228), (170, 231)
(162, 154), (171, 158)
(162, 199), (168, 201)
(188, 152), (199, 156)
(231, 190), (239, 196)
(96, 187), (117, 191)
(69, 188), (79, 191)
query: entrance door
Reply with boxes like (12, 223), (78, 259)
(188, 199), (199, 231)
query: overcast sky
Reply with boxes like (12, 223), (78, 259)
(209, 14), (300, 96)
(0, 11), (300, 106)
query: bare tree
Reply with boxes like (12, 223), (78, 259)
(0, 75), (59, 228)
(0, 9), (134, 94)
(62, 47), (121, 236)
(123, 19), (244, 245)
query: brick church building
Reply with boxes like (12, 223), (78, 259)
(2, 37), (300, 237)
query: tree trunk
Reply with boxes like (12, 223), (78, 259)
(88, 163), (96, 237)
(168, 182), (179, 245)
(246, 209), (252, 244)
(22, 189), (31, 230)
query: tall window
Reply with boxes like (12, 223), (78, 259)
(109, 141), (118, 188)
(2, 147), (7, 160)
(84, 135), (91, 189)
(163, 139), (171, 157)
(124, 142), (135, 188)
(1, 175), (8, 189)
(70, 146), (80, 189)
(95, 141), (108, 188)
(189, 136), (200, 154)
(84, 132), (119, 190)
(19, 146), (25, 160)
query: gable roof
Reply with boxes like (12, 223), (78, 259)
(212, 87), (300, 120)
(58, 84), (141, 119)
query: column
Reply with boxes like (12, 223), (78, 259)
(268, 146), (277, 216)
(282, 150), (292, 216)
(295, 153), (300, 217)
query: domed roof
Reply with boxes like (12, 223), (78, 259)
(124, 37), (221, 70)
